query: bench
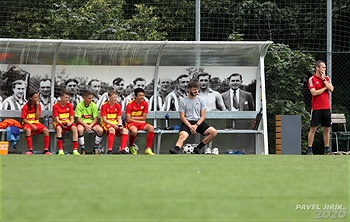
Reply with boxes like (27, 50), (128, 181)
(152, 111), (263, 154)
(0, 110), (57, 152)
(0, 110), (263, 154)
(331, 113), (350, 153)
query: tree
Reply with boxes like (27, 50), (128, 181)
(265, 43), (314, 153)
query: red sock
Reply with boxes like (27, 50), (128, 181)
(57, 139), (63, 150)
(120, 134), (128, 149)
(73, 141), (78, 150)
(26, 136), (33, 149)
(146, 132), (154, 148)
(108, 133), (115, 150)
(129, 134), (136, 147)
(44, 135), (50, 149)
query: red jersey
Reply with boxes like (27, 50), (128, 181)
(21, 103), (41, 124)
(100, 102), (122, 126)
(53, 102), (74, 125)
(126, 100), (148, 118)
(308, 74), (331, 110)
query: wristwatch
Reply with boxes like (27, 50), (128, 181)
(322, 79), (326, 81)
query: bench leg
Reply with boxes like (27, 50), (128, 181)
(156, 133), (162, 154)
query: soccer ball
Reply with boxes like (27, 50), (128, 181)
(94, 144), (104, 154)
(183, 144), (194, 154)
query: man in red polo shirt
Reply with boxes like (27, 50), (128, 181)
(307, 60), (334, 155)
(53, 90), (79, 155)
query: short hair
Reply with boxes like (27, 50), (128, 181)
(59, 89), (70, 97)
(65, 78), (79, 86)
(158, 77), (171, 84)
(12, 79), (25, 89)
(133, 77), (146, 85)
(228, 73), (242, 81)
(197, 72), (211, 80)
(108, 89), (117, 97)
(176, 74), (190, 82)
(315, 60), (325, 69)
(134, 87), (145, 96)
(88, 79), (100, 86)
(112, 77), (124, 85)
(187, 81), (198, 89)
(82, 90), (93, 97)
(40, 78), (51, 84)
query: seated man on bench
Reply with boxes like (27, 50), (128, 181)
(53, 90), (79, 155)
(169, 81), (217, 154)
(125, 88), (155, 155)
(21, 89), (51, 155)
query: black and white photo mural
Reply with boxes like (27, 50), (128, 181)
(0, 64), (258, 112)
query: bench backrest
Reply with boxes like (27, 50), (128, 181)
(331, 113), (347, 132)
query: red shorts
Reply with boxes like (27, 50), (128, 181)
(127, 122), (147, 131)
(103, 124), (123, 136)
(55, 123), (77, 133)
(77, 123), (99, 128)
(23, 123), (47, 135)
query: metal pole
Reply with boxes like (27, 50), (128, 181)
(327, 0), (332, 149)
(195, 0), (200, 41)
(327, 0), (332, 93)
(195, 0), (201, 67)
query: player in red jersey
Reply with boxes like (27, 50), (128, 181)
(307, 60), (334, 155)
(125, 88), (155, 155)
(53, 90), (79, 155)
(100, 90), (129, 154)
(21, 90), (51, 155)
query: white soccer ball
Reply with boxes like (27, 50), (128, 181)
(96, 145), (104, 154)
(183, 144), (194, 154)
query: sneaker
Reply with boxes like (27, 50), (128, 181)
(119, 148), (129, 154)
(58, 150), (64, 155)
(26, 150), (34, 155)
(107, 149), (113, 155)
(144, 148), (155, 155)
(93, 146), (99, 154)
(205, 148), (211, 154)
(211, 148), (219, 155)
(193, 147), (205, 154)
(81, 149), (85, 155)
(169, 148), (183, 154)
(73, 150), (80, 155)
(307, 148), (313, 155)
(169, 148), (178, 154)
(130, 146), (138, 155)
(43, 150), (52, 155)
(324, 149), (333, 155)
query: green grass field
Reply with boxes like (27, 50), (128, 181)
(1, 155), (349, 222)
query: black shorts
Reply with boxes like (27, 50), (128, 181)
(180, 121), (211, 135)
(310, 109), (331, 127)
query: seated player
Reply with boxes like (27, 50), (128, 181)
(125, 88), (155, 155)
(100, 90), (129, 154)
(53, 90), (79, 155)
(75, 90), (104, 154)
(21, 89), (51, 155)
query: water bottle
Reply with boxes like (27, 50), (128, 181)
(44, 115), (49, 128)
(165, 113), (170, 129)
(48, 115), (54, 129)
(122, 116), (125, 126)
